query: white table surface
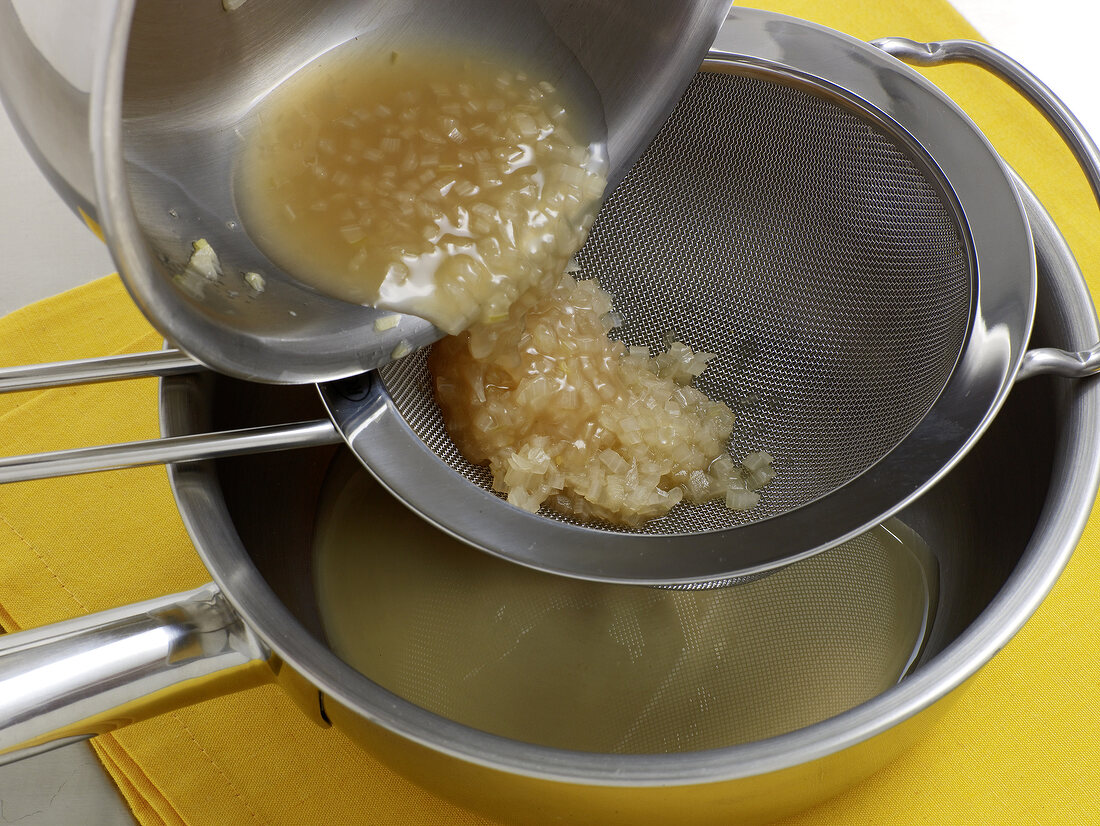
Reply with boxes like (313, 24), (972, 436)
(0, 1), (1097, 823)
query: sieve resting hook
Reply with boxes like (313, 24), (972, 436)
(874, 36), (1100, 383)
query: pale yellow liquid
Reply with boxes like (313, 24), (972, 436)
(238, 41), (606, 334)
(312, 454), (938, 754)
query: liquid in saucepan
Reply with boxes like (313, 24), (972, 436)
(312, 454), (938, 754)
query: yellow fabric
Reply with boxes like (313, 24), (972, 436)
(0, 0), (1097, 823)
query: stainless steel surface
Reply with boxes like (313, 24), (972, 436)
(0, 419), (340, 483)
(0, 584), (269, 765)
(1019, 343), (1100, 378)
(872, 37), (1100, 383)
(873, 37), (1100, 204)
(0, 348), (197, 391)
(0, 0), (731, 384)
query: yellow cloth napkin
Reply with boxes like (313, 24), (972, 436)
(2, 0), (1099, 823)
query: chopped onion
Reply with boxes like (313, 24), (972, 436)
(244, 271), (266, 293)
(241, 51), (607, 337)
(374, 314), (402, 332)
(430, 271), (772, 526)
(186, 239), (221, 281)
(725, 489), (760, 511)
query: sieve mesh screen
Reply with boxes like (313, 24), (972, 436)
(379, 69), (972, 534)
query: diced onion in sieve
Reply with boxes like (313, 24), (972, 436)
(430, 271), (772, 527)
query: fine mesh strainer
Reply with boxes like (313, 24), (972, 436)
(2, 9), (1098, 586)
(316, 11), (1100, 584)
(316, 22), (1042, 585)
(375, 68), (973, 537)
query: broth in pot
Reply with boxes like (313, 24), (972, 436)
(312, 453), (939, 753)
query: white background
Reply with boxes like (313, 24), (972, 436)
(0, 1), (1096, 822)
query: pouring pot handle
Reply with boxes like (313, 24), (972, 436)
(0, 350), (344, 482)
(872, 37), (1100, 381)
(0, 583), (270, 766)
(0, 418), (342, 483)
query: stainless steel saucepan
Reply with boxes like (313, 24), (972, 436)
(0, 0), (731, 384)
(0, 172), (1094, 824)
(0, 11), (1098, 823)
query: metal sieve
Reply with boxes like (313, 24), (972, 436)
(315, 19), (1037, 585)
(315, 12), (1100, 585)
(375, 68), (973, 538)
(2, 10), (1098, 587)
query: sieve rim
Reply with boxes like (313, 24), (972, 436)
(318, 28), (1033, 586)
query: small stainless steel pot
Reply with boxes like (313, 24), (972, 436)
(0, 0), (730, 384)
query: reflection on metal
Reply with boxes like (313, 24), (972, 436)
(0, 584), (270, 766)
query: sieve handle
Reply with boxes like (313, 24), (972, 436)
(873, 37), (1100, 382)
(0, 350), (344, 481)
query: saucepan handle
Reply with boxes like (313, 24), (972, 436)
(872, 37), (1100, 380)
(0, 351), (343, 482)
(0, 583), (270, 766)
